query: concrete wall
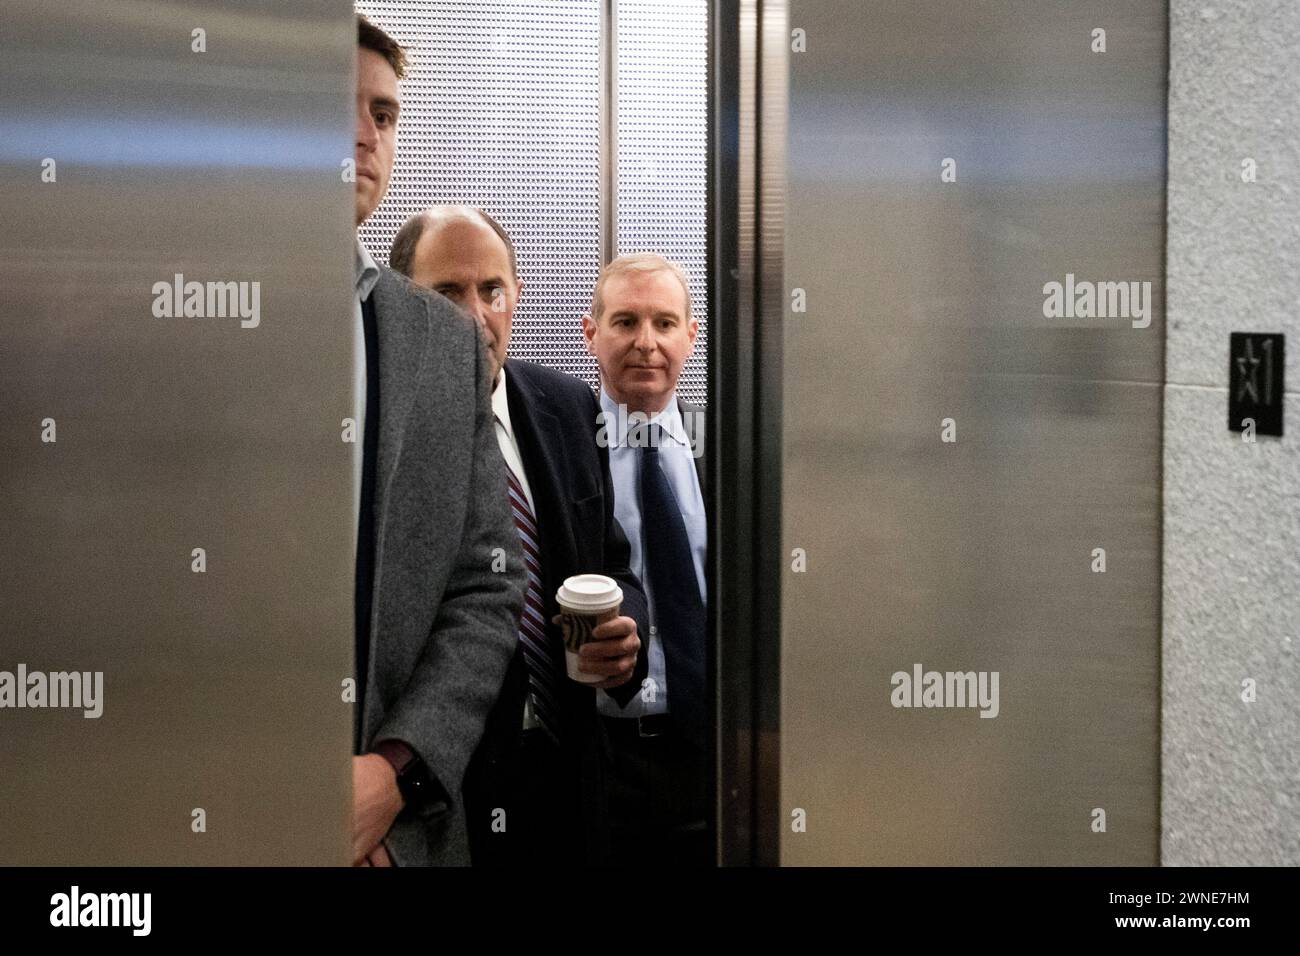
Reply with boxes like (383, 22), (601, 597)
(1164, 0), (1300, 865)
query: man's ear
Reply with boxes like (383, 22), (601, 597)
(581, 312), (597, 355)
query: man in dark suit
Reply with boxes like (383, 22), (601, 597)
(581, 253), (709, 867)
(349, 17), (524, 867)
(389, 205), (647, 865)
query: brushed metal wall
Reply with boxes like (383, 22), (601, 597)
(0, 0), (356, 864)
(781, 0), (1167, 864)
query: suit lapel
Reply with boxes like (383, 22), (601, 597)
(505, 361), (579, 580)
(678, 398), (706, 491)
(363, 270), (430, 733)
(372, 271), (429, 496)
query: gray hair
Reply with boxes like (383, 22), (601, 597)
(591, 252), (692, 323)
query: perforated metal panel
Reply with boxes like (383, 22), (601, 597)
(615, 0), (709, 405)
(355, 0), (707, 401)
(357, 1), (603, 386)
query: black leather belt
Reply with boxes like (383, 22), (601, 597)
(603, 714), (672, 739)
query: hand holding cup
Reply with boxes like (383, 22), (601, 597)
(555, 575), (639, 688)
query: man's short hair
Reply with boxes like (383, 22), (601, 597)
(389, 207), (518, 279)
(358, 14), (407, 79)
(591, 253), (693, 323)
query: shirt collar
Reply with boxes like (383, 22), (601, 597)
(355, 237), (380, 302)
(598, 387), (687, 447)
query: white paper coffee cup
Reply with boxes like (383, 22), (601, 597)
(556, 574), (623, 684)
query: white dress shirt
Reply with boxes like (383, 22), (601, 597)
(491, 366), (536, 515)
(596, 388), (707, 719)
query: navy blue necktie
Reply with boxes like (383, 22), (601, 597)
(639, 423), (706, 750)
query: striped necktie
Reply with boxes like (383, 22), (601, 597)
(503, 460), (562, 745)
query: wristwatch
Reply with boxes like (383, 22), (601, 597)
(372, 739), (432, 808)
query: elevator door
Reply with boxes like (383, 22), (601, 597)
(0, 0), (356, 864)
(780, 0), (1167, 864)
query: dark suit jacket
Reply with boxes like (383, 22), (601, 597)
(463, 358), (650, 865)
(675, 396), (708, 750)
(679, 397), (705, 493)
(360, 267), (526, 867)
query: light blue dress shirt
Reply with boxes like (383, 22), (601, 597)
(596, 388), (707, 719)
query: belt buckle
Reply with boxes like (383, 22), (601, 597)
(637, 716), (663, 739)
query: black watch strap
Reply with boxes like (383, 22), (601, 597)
(373, 740), (431, 807)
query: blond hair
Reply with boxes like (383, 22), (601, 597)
(591, 253), (693, 323)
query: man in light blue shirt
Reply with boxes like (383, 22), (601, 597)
(583, 252), (709, 866)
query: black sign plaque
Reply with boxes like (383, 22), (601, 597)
(1228, 332), (1284, 436)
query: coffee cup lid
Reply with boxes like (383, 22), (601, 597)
(556, 574), (623, 613)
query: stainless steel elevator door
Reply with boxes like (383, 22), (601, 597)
(0, 0), (356, 864)
(781, 0), (1166, 864)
